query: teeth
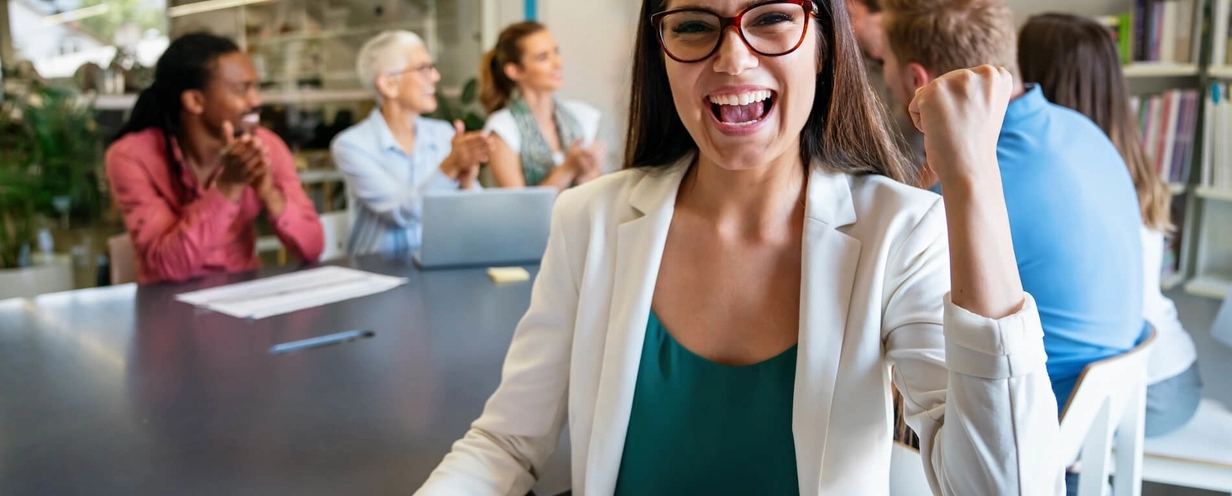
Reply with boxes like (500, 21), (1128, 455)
(710, 90), (772, 106)
(241, 113), (260, 124)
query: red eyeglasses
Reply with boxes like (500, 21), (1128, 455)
(651, 0), (816, 63)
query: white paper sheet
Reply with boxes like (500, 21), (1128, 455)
(175, 266), (407, 319)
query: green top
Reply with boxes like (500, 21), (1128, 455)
(613, 311), (800, 495)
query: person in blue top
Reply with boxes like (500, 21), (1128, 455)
(331, 30), (493, 257)
(881, 0), (1148, 411)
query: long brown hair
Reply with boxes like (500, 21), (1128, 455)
(479, 21), (547, 114)
(626, 0), (911, 182)
(1019, 13), (1172, 231)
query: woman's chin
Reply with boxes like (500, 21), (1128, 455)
(698, 144), (788, 171)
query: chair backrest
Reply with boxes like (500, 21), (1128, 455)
(319, 211), (351, 262)
(107, 234), (136, 285)
(889, 441), (933, 496)
(1059, 328), (1157, 496)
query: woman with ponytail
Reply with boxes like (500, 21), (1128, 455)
(480, 22), (606, 190)
(1018, 13), (1203, 440)
(106, 33), (323, 284)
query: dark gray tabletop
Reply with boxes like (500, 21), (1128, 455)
(0, 256), (570, 495)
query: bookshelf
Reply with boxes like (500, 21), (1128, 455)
(1104, 0), (1232, 299)
(1209, 66), (1232, 79)
(1186, 0), (1232, 299)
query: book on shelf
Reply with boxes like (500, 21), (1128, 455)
(1130, 88), (1200, 186)
(1117, 0), (1197, 64)
(1200, 83), (1232, 189)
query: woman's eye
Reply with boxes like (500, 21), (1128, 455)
(672, 21), (715, 34)
(752, 13), (793, 26)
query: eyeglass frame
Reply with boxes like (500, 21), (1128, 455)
(387, 62), (439, 78)
(649, 0), (817, 64)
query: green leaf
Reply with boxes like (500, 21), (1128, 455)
(460, 78), (479, 105)
(463, 113), (486, 132)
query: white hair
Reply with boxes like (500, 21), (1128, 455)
(356, 30), (426, 103)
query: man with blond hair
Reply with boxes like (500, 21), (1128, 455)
(880, 4), (1147, 492)
(845, 0), (926, 174)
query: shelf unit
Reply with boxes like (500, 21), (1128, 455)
(1184, 272), (1232, 299)
(1196, 186), (1232, 202)
(1124, 63), (1202, 78)
(1112, 0), (1211, 295)
(1209, 66), (1232, 79)
(1162, 272), (1186, 291)
(90, 89), (373, 111)
(1184, 0), (1232, 299)
(246, 20), (427, 47)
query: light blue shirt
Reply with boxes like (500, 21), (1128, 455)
(330, 111), (461, 256)
(997, 85), (1147, 411)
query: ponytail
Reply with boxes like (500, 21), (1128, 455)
(479, 22), (547, 114)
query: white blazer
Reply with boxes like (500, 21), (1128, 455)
(418, 158), (1065, 496)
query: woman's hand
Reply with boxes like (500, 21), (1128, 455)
(908, 65), (1012, 188)
(443, 120), (492, 183)
(575, 140), (607, 184)
(909, 65), (1023, 319)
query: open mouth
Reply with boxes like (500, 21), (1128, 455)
(707, 90), (776, 126)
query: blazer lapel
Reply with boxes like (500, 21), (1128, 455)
(584, 161), (689, 495)
(794, 168), (862, 494)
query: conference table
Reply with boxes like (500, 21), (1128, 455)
(0, 256), (571, 495)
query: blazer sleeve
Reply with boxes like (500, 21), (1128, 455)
(416, 190), (580, 496)
(881, 199), (1065, 496)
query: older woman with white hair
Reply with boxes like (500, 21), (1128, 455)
(331, 30), (493, 256)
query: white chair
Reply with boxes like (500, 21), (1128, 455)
(1059, 330), (1157, 496)
(318, 211), (351, 262)
(889, 441), (932, 496)
(1140, 398), (1232, 494)
(107, 234), (136, 285)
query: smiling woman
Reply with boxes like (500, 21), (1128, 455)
(480, 22), (607, 190)
(416, 1), (1065, 494)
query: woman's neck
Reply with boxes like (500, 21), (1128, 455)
(520, 87), (555, 122)
(681, 149), (807, 238)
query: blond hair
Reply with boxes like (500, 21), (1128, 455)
(882, 0), (1018, 78)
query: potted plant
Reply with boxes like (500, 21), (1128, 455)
(432, 77), (486, 131)
(0, 77), (103, 299)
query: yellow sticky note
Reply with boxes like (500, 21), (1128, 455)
(487, 267), (530, 284)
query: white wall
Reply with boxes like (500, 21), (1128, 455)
(539, 1), (640, 170)
(1007, 0), (1131, 24)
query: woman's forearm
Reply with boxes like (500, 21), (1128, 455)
(940, 170), (1024, 319)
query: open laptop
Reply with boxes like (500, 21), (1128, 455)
(413, 187), (557, 269)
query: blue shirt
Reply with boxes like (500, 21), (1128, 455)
(997, 85), (1147, 411)
(330, 111), (461, 256)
